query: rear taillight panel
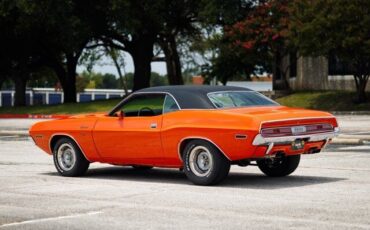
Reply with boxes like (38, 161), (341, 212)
(261, 123), (334, 137)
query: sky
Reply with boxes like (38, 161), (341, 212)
(77, 52), (167, 76)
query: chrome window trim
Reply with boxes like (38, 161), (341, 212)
(206, 90), (279, 109)
(49, 133), (91, 162)
(108, 91), (181, 116)
(163, 94), (180, 114)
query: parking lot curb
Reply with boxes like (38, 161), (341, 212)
(331, 111), (370, 115)
(338, 134), (370, 141)
(331, 138), (364, 145)
(0, 114), (69, 119)
(0, 130), (29, 136)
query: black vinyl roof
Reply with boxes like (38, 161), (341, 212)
(136, 85), (253, 109)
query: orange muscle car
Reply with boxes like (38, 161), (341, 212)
(29, 86), (339, 185)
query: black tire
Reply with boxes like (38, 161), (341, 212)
(257, 154), (300, 177)
(53, 137), (90, 177)
(132, 165), (153, 170)
(182, 140), (230, 185)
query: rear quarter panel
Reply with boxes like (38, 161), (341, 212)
(160, 110), (260, 166)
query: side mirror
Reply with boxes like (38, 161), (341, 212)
(117, 110), (125, 120)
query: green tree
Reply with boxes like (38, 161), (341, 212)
(28, 68), (59, 88)
(291, 0), (370, 102)
(76, 75), (89, 93)
(189, 0), (254, 85)
(36, 0), (101, 103)
(220, 0), (294, 89)
(155, 0), (204, 86)
(0, 0), (43, 106)
(150, 72), (168, 87)
(101, 73), (119, 89)
(97, 0), (163, 91)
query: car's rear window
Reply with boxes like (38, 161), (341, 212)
(208, 91), (279, 108)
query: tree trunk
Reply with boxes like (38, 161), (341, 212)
(131, 36), (155, 91)
(61, 56), (78, 103)
(272, 52), (280, 90)
(13, 75), (27, 106)
(46, 56), (77, 103)
(0, 78), (4, 90)
(106, 47), (128, 95)
(60, 73), (76, 103)
(273, 50), (290, 91)
(354, 75), (368, 103)
(161, 35), (183, 85)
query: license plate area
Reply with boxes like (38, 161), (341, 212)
(291, 139), (305, 150)
(291, 126), (307, 134)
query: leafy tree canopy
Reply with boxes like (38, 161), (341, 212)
(291, 0), (370, 102)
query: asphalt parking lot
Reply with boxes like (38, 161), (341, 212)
(0, 117), (370, 229)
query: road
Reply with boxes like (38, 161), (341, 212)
(0, 134), (369, 229)
(0, 116), (370, 229)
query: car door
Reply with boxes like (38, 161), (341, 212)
(93, 93), (166, 164)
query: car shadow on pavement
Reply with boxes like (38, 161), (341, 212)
(43, 166), (346, 189)
(221, 172), (346, 189)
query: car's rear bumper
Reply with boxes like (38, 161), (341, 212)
(252, 127), (339, 156)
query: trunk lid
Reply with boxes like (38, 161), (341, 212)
(220, 106), (338, 129)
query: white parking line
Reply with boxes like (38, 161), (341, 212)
(347, 131), (370, 135)
(338, 145), (370, 151)
(0, 136), (18, 139)
(0, 211), (103, 228)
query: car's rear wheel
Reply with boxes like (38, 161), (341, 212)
(53, 137), (90, 177)
(257, 154), (300, 177)
(182, 140), (230, 185)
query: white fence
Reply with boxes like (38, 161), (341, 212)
(0, 88), (129, 107)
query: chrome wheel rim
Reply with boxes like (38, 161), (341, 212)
(189, 146), (213, 177)
(57, 143), (76, 171)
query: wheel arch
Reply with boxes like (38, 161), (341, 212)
(49, 134), (91, 162)
(178, 137), (231, 162)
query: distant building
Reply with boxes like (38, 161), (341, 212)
(192, 75), (204, 85)
(278, 55), (370, 92)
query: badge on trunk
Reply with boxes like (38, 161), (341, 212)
(291, 126), (307, 134)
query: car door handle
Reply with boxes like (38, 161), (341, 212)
(150, 123), (157, 129)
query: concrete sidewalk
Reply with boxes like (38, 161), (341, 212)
(1, 116), (369, 145)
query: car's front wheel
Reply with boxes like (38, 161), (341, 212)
(53, 137), (90, 177)
(257, 154), (300, 177)
(183, 140), (230, 185)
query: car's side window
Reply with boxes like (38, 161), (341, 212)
(163, 95), (180, 114)
(120, 94), (165, 117)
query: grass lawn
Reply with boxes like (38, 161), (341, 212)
(0, 91), (369, 115)
(276, 91), (370, 111)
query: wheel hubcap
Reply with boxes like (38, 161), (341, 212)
(57, 143), (76, 171)
(189, 146), (213, 177)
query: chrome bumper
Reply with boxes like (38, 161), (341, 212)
(253, 127), (340, 145)
(252, 127), (340, 154)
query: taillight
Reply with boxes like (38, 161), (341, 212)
(261, 123), (334, 137)
(261, 127), (292, 137)
(305, 123), (333, 133)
